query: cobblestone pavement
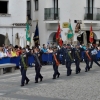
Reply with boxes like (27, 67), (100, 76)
(0, 62), (100, 100)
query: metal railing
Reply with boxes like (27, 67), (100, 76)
(44, 8), (60, 20)
(84, 7), (100, 20)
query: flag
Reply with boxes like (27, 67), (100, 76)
(89, 25), (94, 43)
(56, 24), (61, 40)
(33, 22), (39, 45)
(58, 34), (63, 47)
(56, 23), (63, 46)
(75, 23), (81, 33)
(67, 20), (74, 39)
(26, 23), (30, 42)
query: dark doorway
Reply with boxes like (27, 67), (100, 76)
(0, 34), (5, 46)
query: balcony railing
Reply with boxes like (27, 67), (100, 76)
(84, 7), (100, 20)
(44, 8), (60, 20)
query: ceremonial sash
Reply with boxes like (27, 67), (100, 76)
(53, 54), (60, 66)
(75, 51), (81, 61)
(21, 55), (27, 70)
(68, 51), (73, 61)
(85, 51), (91, 61)
(33, 54), (41, 68)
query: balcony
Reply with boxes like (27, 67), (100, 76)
(84, 7), (100, 23)
(44, 8), (60, 22)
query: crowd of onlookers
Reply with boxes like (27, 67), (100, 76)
(0, 45), (22, 58)
(0, 43), (57, 58)
(0, 43), (100, 59)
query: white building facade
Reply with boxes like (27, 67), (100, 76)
(0, 0), (100, 46)
(0, 0), (27, 46)
(31, 0), (100, 46)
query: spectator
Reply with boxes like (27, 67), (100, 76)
(7, 49), (12, 57)
(82, 44), (86, 50)
(38, 44), (41, 49)
(11, 48), (17, 57)
(2, 49), (7, 57)
(41, 44), (48, 53)
(0, 47), (4, 58)
(97, 45), (100, 51)
(16, 47), (22, 56)
(47, 47), (53, 53)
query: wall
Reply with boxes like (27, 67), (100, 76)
(0, 0), (27, 45)
(0, 27), (26, 46)
(31, 0), (100, 45)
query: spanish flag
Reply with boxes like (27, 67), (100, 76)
(89, 25), (94, 43)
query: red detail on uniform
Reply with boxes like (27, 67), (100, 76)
(89, 25), (94, 43)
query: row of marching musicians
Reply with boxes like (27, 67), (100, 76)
(19, 44), (100, 86)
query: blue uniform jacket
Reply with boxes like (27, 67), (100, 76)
(65, 49), (73, 62)
(84, 49), (91, 61)
(74, 48), (81, 61)
(60, 47), (66, 58)
(33, 53), (41, 68)
(52, 50), (59, 65)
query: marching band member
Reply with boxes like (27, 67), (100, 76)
(52, 46), (60, 79)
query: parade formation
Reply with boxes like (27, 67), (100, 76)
(19, 43), (100, 87)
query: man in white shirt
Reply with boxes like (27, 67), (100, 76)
(90, 47), (100, 68)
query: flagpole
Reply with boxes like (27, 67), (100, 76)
(91, 22), (93, 45)
(36, 19), (40, 45)
(69, 19), (72, 45)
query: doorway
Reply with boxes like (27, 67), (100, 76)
(0, 34), (5, 46)
(48, 32), (57, 44)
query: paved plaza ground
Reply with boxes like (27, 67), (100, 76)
(0, 62), (100, 100)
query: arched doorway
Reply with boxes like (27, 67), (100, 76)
(0, 34), (5, 46)
(48, 32), (57, 44)
(77, 31), (96, 45)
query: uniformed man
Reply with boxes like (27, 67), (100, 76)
(65, 44), (73, 76)
(74, 45), (82, 74)
(60, 44), (66, 65)
(84, 47), (91, 72)
(20, 48), (30, 86)
(52, 46), (60, 79)
(90, 46), (100, 68)
(33, 48), (43, 83)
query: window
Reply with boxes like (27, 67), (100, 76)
(0, 1), (8, 14)
(27, 1), (31, 20)
(86, 0), (94, 14)
(35, 0), (38, 11)
(54, 0), (58, 20)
